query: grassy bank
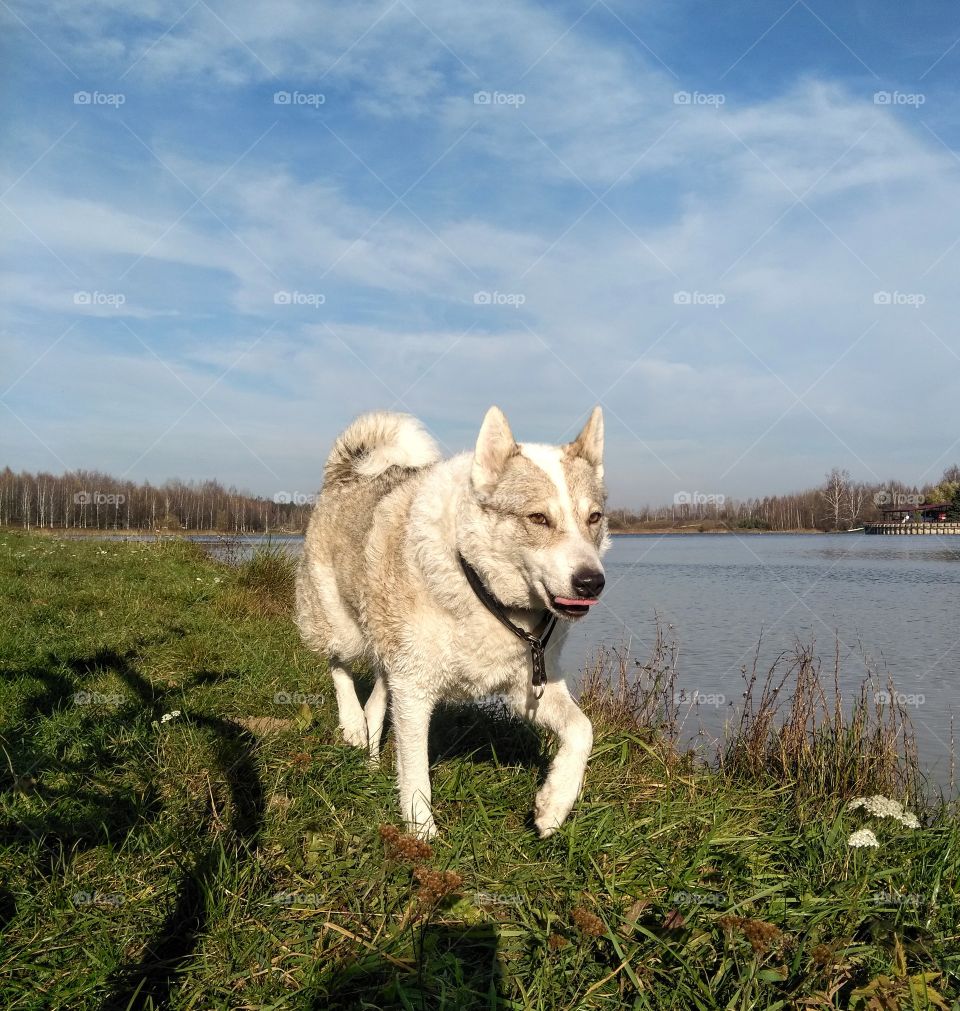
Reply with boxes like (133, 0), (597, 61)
(1, 530), (957, 1010)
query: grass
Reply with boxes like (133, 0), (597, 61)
(0, 528), (958, 1010)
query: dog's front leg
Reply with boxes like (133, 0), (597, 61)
(523, 681), (593, 838)
(391, 698), (437, 839)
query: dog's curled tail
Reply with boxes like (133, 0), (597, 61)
(323, 411), (441, 488)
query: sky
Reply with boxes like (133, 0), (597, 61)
(1, 0), (959, 508)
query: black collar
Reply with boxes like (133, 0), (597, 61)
(457, 553), (558, 699)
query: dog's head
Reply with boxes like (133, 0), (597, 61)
(460, 405), (609, 620)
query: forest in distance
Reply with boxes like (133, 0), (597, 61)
(2, 464), (959, 535)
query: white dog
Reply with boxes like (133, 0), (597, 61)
(295, 406), (609, 838)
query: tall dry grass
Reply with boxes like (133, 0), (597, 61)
(577, 621), (927, 807)
(578, 619), (680, 741)
(720, 636), (923, 806)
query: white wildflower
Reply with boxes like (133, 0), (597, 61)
(846, 795), (920, 828)
(848, 828), (880, 848)
(159, 710), (181, 724)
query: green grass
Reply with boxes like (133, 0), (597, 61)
(1, 529), (958, 1010)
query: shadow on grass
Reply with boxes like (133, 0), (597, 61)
(95, 654), (265, 1011)
(0, 657), (162, 854)
(0, 886), (16, 931)
(99, 709), (265, 1011)
(0, 646), (266, 1011)
(428, 701), (544, 769)
(350, 670), (545, 771)
(309, 922), (503, 1011)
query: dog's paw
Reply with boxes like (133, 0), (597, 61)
(339, 717), (368, 748)
(407, 817), (438, 841)
(534, 784), (571, 838)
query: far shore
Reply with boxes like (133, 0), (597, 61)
(10, 525), (839, 538)
(9, 525), (848, 541)
(18, 527), (304, 538)
(610, 526), (829, 535)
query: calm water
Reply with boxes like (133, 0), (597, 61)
(562, 533), (959, 785)
(117, 531), (960, 784)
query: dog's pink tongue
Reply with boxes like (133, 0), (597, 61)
(554, 596), (598, 606)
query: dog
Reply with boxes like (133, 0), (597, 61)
(295, 406), (609, 838)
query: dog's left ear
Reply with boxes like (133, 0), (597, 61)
(472, 405), (518, 496)
(565, 406), (604, 477)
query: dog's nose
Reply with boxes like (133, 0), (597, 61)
(572, 568), (605, 598)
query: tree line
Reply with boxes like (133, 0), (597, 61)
(608, 465), (960, 532)
(1, 464), (958, 533)
(0, 468), (312, 532)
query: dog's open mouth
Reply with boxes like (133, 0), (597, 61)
(552, 596), (599, 617)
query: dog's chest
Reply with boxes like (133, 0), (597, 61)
(438, 616), (567, 701)
(445, 630), (529, 698)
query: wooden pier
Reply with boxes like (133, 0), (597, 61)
(865, 522), (960, 535)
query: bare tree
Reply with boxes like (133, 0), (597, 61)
(819, 468), (850, 531)
(845, 481), (868, 528)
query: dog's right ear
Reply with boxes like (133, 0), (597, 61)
(472, 406), (517, 496)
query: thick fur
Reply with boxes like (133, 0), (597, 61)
(296, 407), (609, 838)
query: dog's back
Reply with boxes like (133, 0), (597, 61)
(295, 412), (440, 659)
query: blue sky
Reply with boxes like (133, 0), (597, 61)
(2, 0), (959, 506)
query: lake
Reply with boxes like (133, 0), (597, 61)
(100, 530), (960, 785)
(565, 533), (959, 787)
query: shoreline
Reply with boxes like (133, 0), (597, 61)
(7, 525), (834, 538)
(608, 526), (827, 535)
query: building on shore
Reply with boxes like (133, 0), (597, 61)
(865, 502), (960, 534)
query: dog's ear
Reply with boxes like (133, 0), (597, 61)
(472, 406), (517, 496)
(565, 406), (604, 477)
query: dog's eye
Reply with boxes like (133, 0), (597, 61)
(588, 511), (603, 524)
(527, 512), (550, 526)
